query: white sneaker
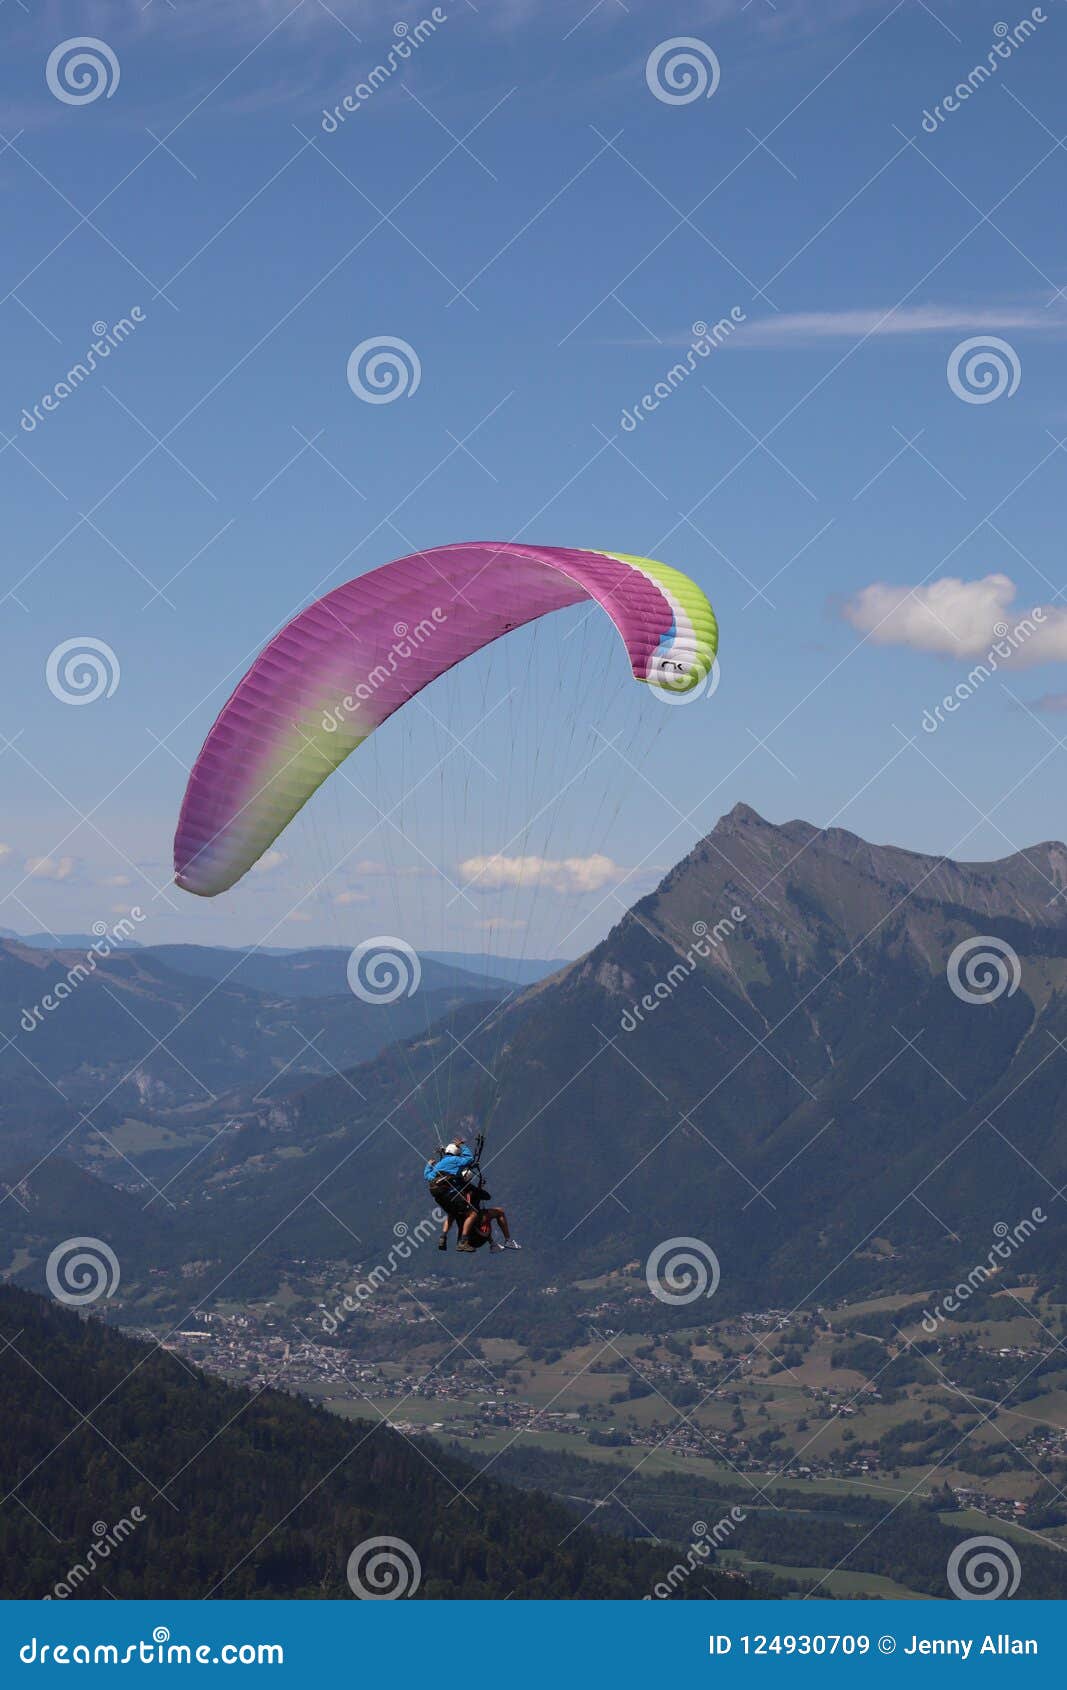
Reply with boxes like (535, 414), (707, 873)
(490, 1241), (505, 1252)
(505, 1239), (521, 1250)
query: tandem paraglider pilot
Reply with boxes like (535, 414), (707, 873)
(424, 1138), (519, 1254)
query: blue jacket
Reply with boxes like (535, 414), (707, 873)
(424, 1148), (475, 1184)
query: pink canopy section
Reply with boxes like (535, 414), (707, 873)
(174, 541), (717, 897)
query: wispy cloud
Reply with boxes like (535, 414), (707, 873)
(459, 852), (625, 894)
(643, 303), (1067, 350)
(347, 859), (435, 880)
(25, 854), (78, 881)
(26, 0), (891, 49)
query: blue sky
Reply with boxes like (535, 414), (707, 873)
(2, 0), (1067, 959)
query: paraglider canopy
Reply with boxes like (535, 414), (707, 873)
(173, 542), (718, 897)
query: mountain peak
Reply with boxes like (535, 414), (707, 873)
(718, 801), (771, 829)
(683, 806), (1067, 942)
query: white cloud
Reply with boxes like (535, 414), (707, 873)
(25, 855), (76, 881)
(841, 574), (1067, 664)
(250, 850), (287, 875)
(459, 853), (624, 894)
(0, 843), (11, 862)
(101, 873), (133, 887)
(335, 890), (370, 905)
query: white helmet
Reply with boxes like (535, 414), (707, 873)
(444, 1141), (462, 1156)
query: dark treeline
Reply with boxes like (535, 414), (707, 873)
(0, 1288), (755, 1601)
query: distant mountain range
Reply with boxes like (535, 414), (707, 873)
(0, 936), (511, 1170)
(0, 928), (145, 950)
(4, 805), (1067, 1319)
(0, 930), (566, 989)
